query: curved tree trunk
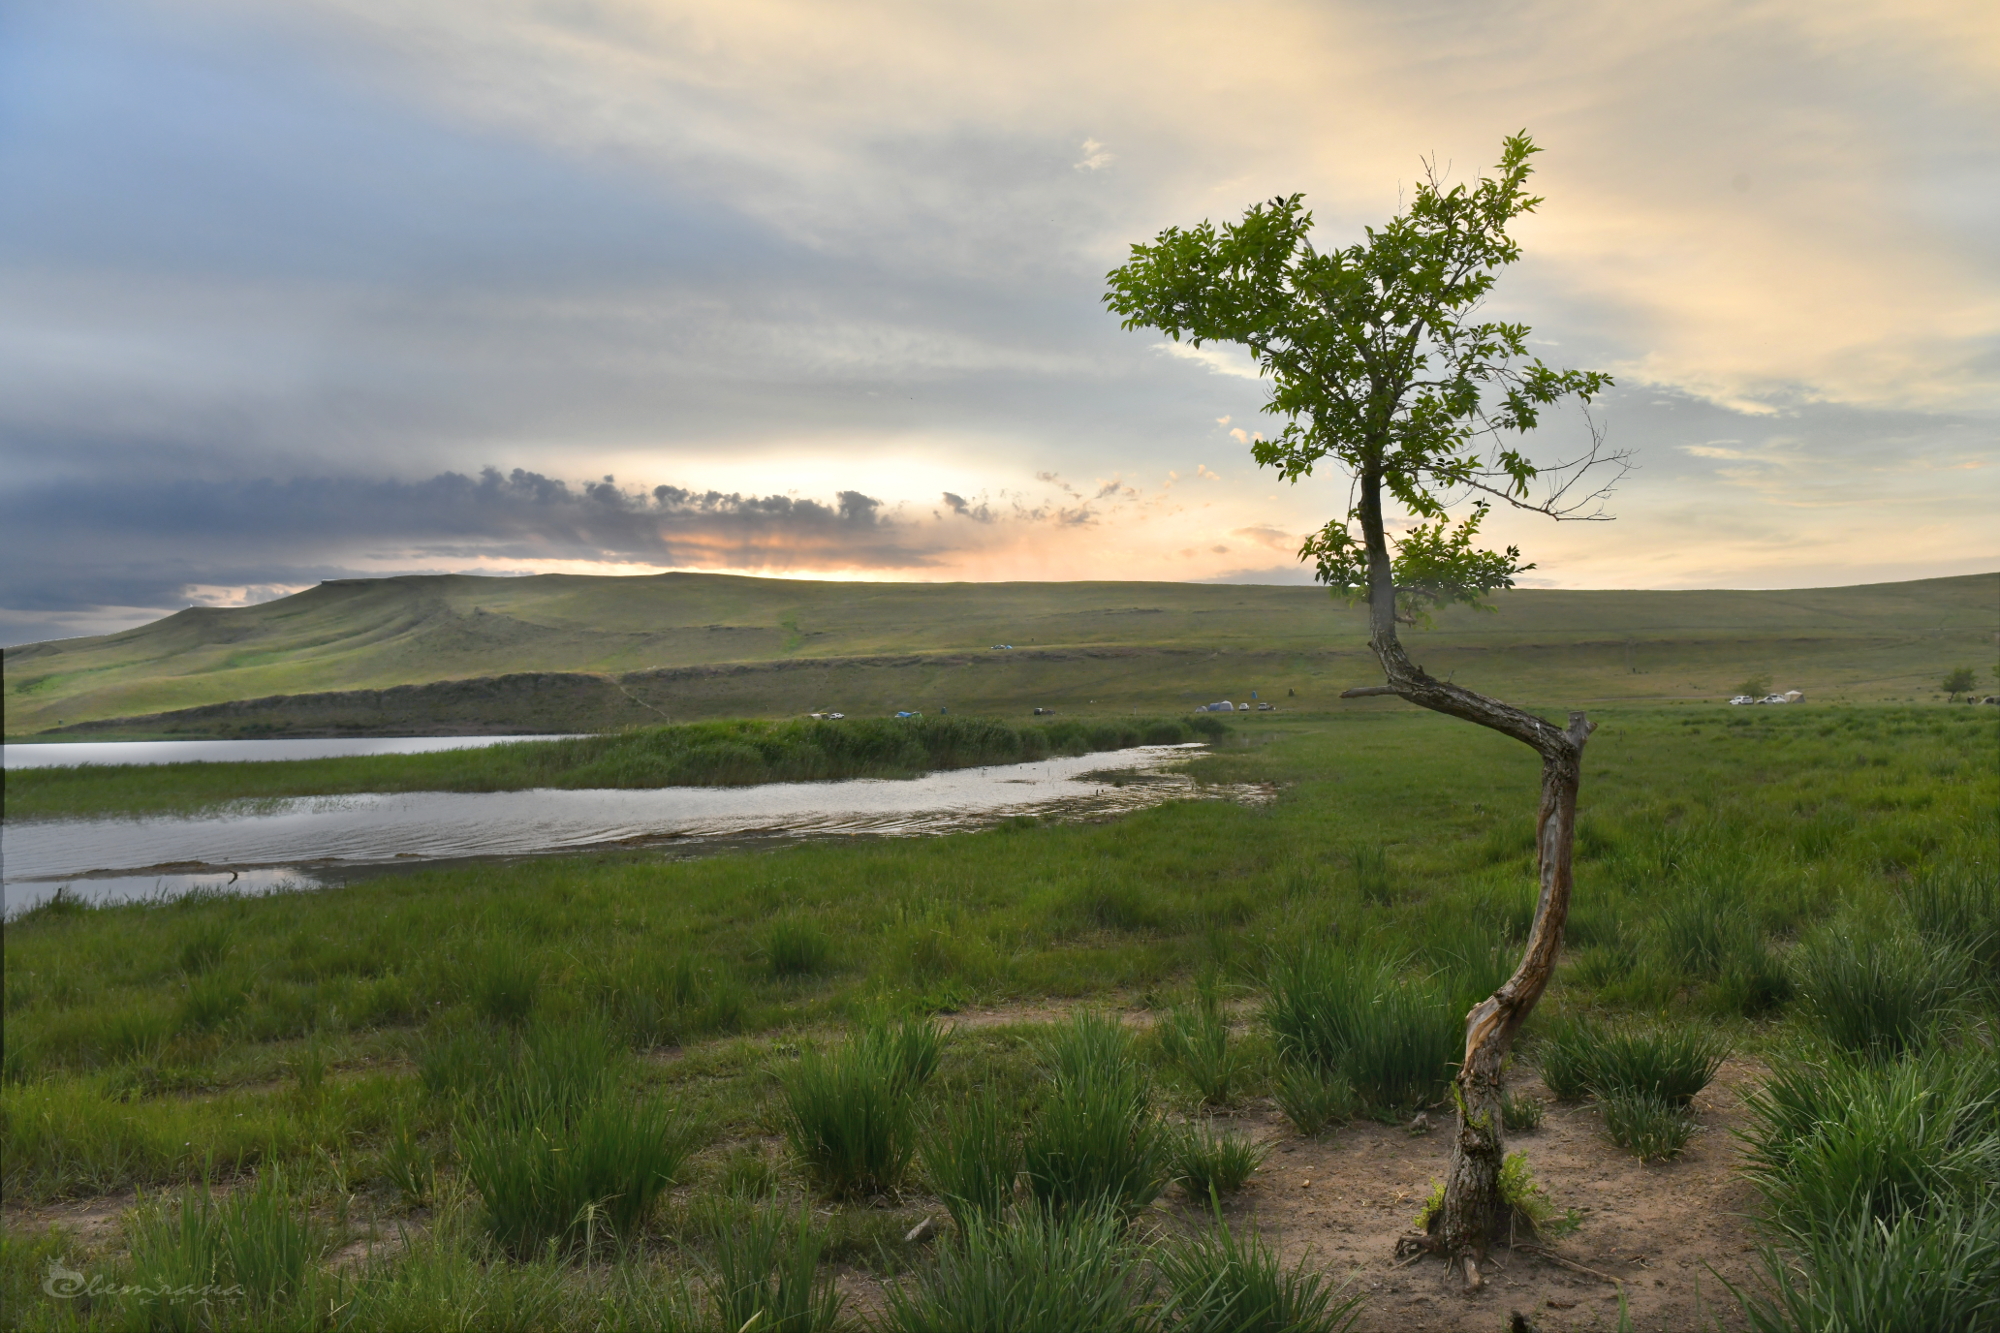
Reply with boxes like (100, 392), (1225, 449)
(1346, 499), (1594, 1286)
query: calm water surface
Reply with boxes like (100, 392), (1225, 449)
(3, 735), (577, 769)
(3, 745), (1261, 913)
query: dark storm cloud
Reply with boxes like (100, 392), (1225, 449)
(0, 467), (926, 622)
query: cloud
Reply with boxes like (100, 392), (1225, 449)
(1, 0), (1995, 643)
(1157, 342), (1266, 382)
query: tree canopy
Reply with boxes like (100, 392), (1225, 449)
(1104, 133), (1617, 626)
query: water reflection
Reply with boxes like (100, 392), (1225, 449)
(4, 735), (578, 770)
(4, 745), (1267, 914)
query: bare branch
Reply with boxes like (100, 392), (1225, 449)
(1461, 411), (1631, 521)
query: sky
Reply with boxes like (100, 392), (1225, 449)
(1, 0), (1995, 645)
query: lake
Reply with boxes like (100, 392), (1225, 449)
(2, 744), (1263, 913)
(2, 735), (576, 770)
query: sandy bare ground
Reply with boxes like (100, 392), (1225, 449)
(1199, 1058), (1766, 1333)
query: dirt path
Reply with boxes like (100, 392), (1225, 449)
(1210, 1057), (1765, 1333)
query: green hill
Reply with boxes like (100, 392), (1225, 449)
(5, 571), (1995, 738)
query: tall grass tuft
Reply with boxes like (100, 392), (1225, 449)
(881, 1205), (1157, 1333)
(1168, 1119), (1268, 1199)
(1739, 1045), (2000, 1240)
(1263, 944), (1459, 1108)
(1157, 1211), (1363, 1333)
(1733, 1036), (2000, 1330)
(1023, 1013), (1166, 1216)
(1272, 1062), (1357, 1137)
(921, 1090), (1021, 1231)
(463, 1095), (697, 1255)
(1534, 1016), (1727, 1106)
(449, 1015), (698, 1253)
(1155, 988), (1249, 1107)
(766, 916), (835, 979)
(863, 1013), (948, 1092)
(1793, 923), (1963, 1058)
(125, 1166), (323, 1324)
(1349, 843), (1393, 904)
(1600, 1090), (1696, 1161)
(1903, 863), (2000, 976)
(1731, 1199), (2000, 1333)
(781, 1028), (921, 1199)
(381, 1114), (434, 1208)
(467, 950), (540, 1025)
(705, 1205), (843, 1333)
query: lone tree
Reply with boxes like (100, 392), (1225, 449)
(1942, 666), (1977, 702)
(1106, 133), (1625, 1285)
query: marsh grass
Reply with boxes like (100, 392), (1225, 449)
(1599, 1090), (1696, 1161)
(881, 1205), (1156, 1333)
(921, 1090), (1021, 1230)
(1534, 1017), (1727, 1106)
(9, 714), (1225, 820)
(1024, 1014), (1166, 1217)
(1735, 1038), (2000, 1332)
(445, 1015), (697, 1254)
(1349, 843), (1393, 905)
(1154, 987), (1249, 1107)
(1262, 945), (1458, 1109)
(2, 708), (1994, 1330)
(1903, 864), (2000, 977)
(780, 1028), (922, 1199)
(1793, 923), (1964, 1058)
(466, 950), (540, 1025)
(463, 1095), (698, 1255)
(1168, 1119), (1267, 1198)
(1500, 1090), (1544, 1132)
(379, 1114), (433, 1208)
(703, 1203), (843, 1333)
(126, 1165), (325, 1323)
(1157, 1211), (1363, 1333)
(597, 951), (748, 1047)
(1739, 1045), (2000, 1240)
(1730, 1200), (2000, 1333)
(766, 916), (834, 979)
(1271, 1062), (1356, 1137)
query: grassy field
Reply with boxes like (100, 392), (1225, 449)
(3, 703), (1994, 1329)
(5, 571), (1994, 737)
(3, 715), (1223, 822)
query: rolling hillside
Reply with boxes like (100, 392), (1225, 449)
(5, 571), (1995, 738)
